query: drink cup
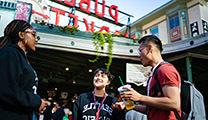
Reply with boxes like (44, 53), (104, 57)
(117, 84), (135, 110)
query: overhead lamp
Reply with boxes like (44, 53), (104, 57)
(89, 69), (92, 72)
(65, 67), (69, 71)
(73, 80), (76, 84)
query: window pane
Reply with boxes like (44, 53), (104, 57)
(169, 13), (181, 41)
(150, 26), (158, 36)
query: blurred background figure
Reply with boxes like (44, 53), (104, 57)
(51, 100), (65, 120)
(125, 110), (147, 120)
(63, 108), (72, 120)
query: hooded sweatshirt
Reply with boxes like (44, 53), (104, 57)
(0, 43), (41, 120)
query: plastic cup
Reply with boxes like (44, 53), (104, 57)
(117, 84), (135, 110)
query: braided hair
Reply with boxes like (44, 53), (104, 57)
(0, 20), (33, 48)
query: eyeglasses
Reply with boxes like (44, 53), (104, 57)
(137, 47), (144, 55)
(25, 31), (36, 37)
(25, 31), (39, 41)
(138, 44), (150, 57)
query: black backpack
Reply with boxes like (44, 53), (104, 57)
(153, 62), (206, 120)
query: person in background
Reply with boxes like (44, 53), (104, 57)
(72, 68), (125, 120)
(120, 35), (181, 120)
(51, 100), (65, 120)
(125, 110), (147, 120)
(63, 107), (71, 120)
(0, 19), (48, 120)
(42, 101), (53, 120)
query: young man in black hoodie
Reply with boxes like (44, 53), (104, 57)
(0, 20), (48, 120)
(72, 68), (125, 120)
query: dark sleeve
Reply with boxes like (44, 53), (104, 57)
(72, 96), (80, 120)
(0, 50), (41, 111)
(52, 108), (65, 120)
(111, 108), (126, 120)
(111, 97), (126, 120)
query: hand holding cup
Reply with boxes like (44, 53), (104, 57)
(118, 84), (135, 110)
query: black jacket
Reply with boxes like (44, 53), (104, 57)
(52, 107), (65, 120)
(0, 44), (41, 120)
(72, 92), (125, 120)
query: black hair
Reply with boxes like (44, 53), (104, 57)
(138, 35), (163, 52)
(0, 19), (33, 48)
(93, 68), (114, 81)
(56, 100), (63, 107)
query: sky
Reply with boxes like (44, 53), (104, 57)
(106, 0), (171, 23)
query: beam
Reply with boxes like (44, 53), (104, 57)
(165, 52), (208, 62)
(188, 53), (208, 60)
(165, 53), (188, 62)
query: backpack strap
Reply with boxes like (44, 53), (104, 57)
(151, 61), (171, 97)
(153, 62), (182, 120)
(151, 62), (167, 97)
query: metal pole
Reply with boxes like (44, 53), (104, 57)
(186, 56), (193, 83)
(127, 17), (131, 38)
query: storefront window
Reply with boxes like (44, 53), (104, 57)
(181, 11), (189, 37)
(169, 13), (181, 41)
(150, 26), (158, 37)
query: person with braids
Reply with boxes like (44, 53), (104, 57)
(0, 20), (48, 120)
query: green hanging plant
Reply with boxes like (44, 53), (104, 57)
(59, 25), (78, 34)
(89, 32), (113, 71)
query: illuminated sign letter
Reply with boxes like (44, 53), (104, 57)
(79, 0), (91, 14)
(68, 13), (78, 27)
(95, 0), (105, 18)
(64, 0), (75, 7)
(99, 26), (110, 33)
(83, 18), (95, 32)
(51, 7), (66, 25)
(109, 5), (118, 24)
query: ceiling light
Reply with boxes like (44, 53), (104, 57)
(73, 80), (76, 84)
(65, 67), (69, 71)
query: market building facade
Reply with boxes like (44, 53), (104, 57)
(121, 0), (208, 113)
(0, 0), (138, 109)
(123, 0), (208, 44)
(1, 0), (208, 113)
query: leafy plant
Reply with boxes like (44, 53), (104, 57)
(89, 32), (113, 71)
(59, 25), (78, 34)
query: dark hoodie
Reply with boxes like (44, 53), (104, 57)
(0, 43), (41, 120)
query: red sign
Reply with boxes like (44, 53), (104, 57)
(170, 27), (181, 41)
(50, 0), (119, 32)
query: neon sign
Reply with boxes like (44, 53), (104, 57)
(50, 0), (121, 32)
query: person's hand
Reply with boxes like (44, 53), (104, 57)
(120, 87), (144, 102)
(39, 99), (48, 113)
(112, 101), (125, 110)
(52, 106), (58, 113)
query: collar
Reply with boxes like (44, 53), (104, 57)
(150, 61), (164, 77)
